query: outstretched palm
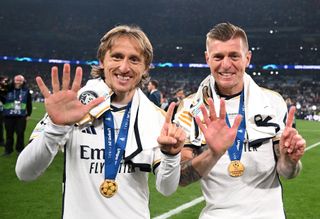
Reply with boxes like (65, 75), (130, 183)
(36, 64), (104, 125)
(195, 98), (242, 157)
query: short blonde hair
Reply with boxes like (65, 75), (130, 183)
(206, 22), (249, 51)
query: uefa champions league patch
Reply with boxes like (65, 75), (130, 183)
(79, 90), (98, 105)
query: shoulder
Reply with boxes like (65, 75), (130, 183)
(260, 87), (286, 105)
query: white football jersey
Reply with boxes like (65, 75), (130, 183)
(176, 86), (289, 219)
(16, 89), (180, 219)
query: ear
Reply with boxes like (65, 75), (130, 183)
(245, 50), (252, 68)
(99, 60), (104, 68)
(205, 51), (209, 64)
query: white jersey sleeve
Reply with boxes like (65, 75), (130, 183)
(154, 151), (181, 196)
(15, 115), (73, 181)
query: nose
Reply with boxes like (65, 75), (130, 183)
(221, 57), (232, 69)
(119, 59), (130, 73)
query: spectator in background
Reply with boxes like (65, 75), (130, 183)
(172, 88), (185, 105)
(1, 75), (32, 156)
(147, 79), (161, 107)
(175, 22), (306, 219)
(166, 88), (186, 118)
(160, 93), (169, 110)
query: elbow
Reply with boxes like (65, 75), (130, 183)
(15, 158), (37, 182)
(158, 187), (177, 197)
(179, 179), (191, 187)
(15, 167), (37, 182)
(156, 179), (179, 196)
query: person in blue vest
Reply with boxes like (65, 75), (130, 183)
(1, 75), (32, 156)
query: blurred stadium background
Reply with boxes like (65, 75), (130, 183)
(0, 0), (319, 218)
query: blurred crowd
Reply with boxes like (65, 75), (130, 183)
(1, 62), (319, 121)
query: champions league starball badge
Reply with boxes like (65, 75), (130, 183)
(100, 180), (118, 198)
(79, 90), (98, 105)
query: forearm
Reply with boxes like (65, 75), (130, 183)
(277, 158), (302, 179)
(15, 120), (72, 181)
(155, 152), (181, 196)
(179, 147), (221, 187)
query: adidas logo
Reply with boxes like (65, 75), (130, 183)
(81, 126), (97, 135)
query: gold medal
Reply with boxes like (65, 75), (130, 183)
(100, 180), (118, 198)
(228, 160), (245, 177)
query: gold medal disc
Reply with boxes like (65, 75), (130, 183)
(100, 180), (118, 198)
(228, 160), (245, 177)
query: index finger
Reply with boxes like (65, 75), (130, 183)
(286, 106), (296, 128)
(165, 102), (176, 124)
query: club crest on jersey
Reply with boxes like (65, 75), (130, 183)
(79, 91), (98, 105)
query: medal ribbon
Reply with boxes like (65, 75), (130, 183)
(225, 90), (246, 161)
(103, 102), (132, 180)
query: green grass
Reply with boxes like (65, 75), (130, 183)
(0, 103), (319, 218)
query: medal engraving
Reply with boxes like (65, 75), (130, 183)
(100, 180), (118, 198)
(228, 160), (245, 177)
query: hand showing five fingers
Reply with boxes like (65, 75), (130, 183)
(195, 98), (242, 157)
(157, 102), (186, 155)
(279, 106), (306, 163)
(36, 64), (104, 125)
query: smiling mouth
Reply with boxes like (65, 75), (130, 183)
(219, 72), (234, 77)
(116, 74), (131, 81)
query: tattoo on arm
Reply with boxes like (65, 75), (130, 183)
(179, 146), (207, 187)
(179, 159), (201, 187)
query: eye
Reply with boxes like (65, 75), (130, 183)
(230, 53), (240, 61)
(213, 55), (223, 61)
(130, 56), (141, 64)
(111, 53), (123, 61)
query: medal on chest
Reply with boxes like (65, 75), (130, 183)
(100, 179), (118, 198)
(226, 90), (246, 177)
(228, 160), (245, 177)
(100, 103), (131, 197)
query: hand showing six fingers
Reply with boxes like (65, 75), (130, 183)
(157, 102), (186, 155)
(279, 106), (306, 163)
(36, 64), (104, 125)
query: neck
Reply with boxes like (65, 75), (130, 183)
(112, 89), (136, 105)
(215, 85), (243, 97)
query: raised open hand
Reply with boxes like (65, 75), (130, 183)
(279, 106), (306, 163)
(195, 98), (242, 157)
(36, 64), (104, 125)
(157, 102), (186, 155)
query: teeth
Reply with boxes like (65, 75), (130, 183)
(220, 72), (233, 76)
(117, 75), (130, 81)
